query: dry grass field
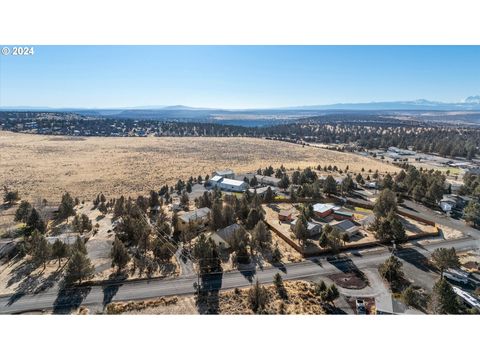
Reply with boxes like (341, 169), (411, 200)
(0, 131), (397, 201)
(104, 280), (327, 315)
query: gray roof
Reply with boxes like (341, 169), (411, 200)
(290, 218), (321, 231)
(214, 223), (242, 242)
(333, 220), (358, 232)
(214, 169), (234, 176)
(248, 186), (274, 195)
(180, 207), (211, 222)
(258, 175), (281, 185)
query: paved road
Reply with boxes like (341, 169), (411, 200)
(0, 236), (477, 314)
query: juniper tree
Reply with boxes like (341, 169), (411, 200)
(52, 239), (69, 268)
(65, 250), (94, 285)
(111, 238), (130, 273)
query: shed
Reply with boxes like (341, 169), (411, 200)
(278, 209), (293, 222)
(332, 219), (360, 237)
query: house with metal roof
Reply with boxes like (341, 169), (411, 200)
(332, 219), (360, 237)
(209, 175), (248, 192)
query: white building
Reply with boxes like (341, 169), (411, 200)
(209, 176), (248, 192)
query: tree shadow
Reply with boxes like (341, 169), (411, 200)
(309, 257), (323, 268)
(327, 257), (359, 273)
(52, 286), (92, 314)
(34, 269), (63, 294)
(238, 266), (256, 283)
(196, 272), (223, 314)
(7, 260), (36, 288)
(395, 247), (433, 273)
(273, 261), (287, 273)
(101, 272), (126, 307)
(327, 257), (368, 286)
(399, 203), (418, 213)
(102, 283), (122, 308)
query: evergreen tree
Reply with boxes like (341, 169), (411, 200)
(57, 192), (76, 222)
(246, 208), (262, 230)
(378, 255), (404, 285)
(464, 199), (480, 227)
(65, 250), (95, 284)
(323, 175), (337, 195)
(430, 278), (460, 314)
(373, 189), (397, 218)
(52, 239), (69, 268)
(15, 200), (32, 223)
(111, 238), (130, 273)
(431, 247), (460, 278)
(33, 235), (51, 270)
(264, 186), (274, 202)
(248, 280), (268, 314)
(26, 207), (46, 234)
(252, 221), (272, 251)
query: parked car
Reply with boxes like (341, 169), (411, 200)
(356, 298), (366, 314)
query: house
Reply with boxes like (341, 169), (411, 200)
(278, 209), (293, 222)
(332, 219), (360, 237)
(313, 203), (336, 218)
(178, 207), (211, 232)
(333, 209), (354, 221)
(290, 218), (322, 236)
(257, 175), (282, 187)
(209, 176), (248, 192)
(247, 186), (276, 198)
(209, 223), (242, 250)
(213, 169), (235, 179)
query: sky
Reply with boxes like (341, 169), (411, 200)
(0, 46), (479, 109)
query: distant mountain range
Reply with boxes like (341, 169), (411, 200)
(2, 96), (480, 112)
